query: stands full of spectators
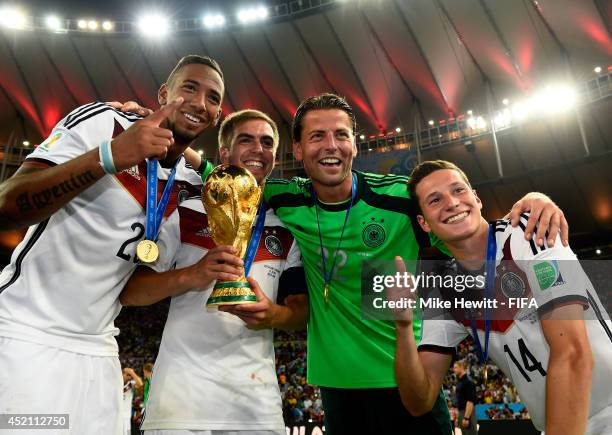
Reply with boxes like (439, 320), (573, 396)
(116, 299), (532, 427)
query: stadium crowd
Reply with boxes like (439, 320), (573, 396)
(115, 301), (532, 429)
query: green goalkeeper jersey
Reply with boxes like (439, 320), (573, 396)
(264, 171), (438, 388)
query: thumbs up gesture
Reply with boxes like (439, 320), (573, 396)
(109, 97), (183, 171)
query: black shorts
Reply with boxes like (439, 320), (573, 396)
(320, 386), (452, 435)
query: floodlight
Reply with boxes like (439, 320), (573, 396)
(46, 15), (61, 31)
(0, 6), (26, 29)
(138, 13), (169, 37)
(531, 84), (577, 114)
(512, 102), (528, 121)
(102, 21), (113, 31)
(237, 5), (268, 23)
(493, 109), (512, 129)
(87, 20), (98, 30)
(203, 14), (225, 29)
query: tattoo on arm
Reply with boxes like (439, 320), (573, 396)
(16, 170), (97, 213)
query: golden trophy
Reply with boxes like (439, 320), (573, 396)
(202, 164), (262, 307)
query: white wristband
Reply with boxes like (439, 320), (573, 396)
(99, 140), (117, 174)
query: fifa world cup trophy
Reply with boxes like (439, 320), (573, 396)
(202, 164), (261, 307)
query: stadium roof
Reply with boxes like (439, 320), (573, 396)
(0, 0), (611, 252)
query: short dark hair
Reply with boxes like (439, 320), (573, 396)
(408, 160), (472, 213)
(292, 93), (357, 142)
(166, 54), (224, 86)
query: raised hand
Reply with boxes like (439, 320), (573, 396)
(110, 97), (183, 171)
(384, 256), (417, 326)
(107, 100), (153, 117)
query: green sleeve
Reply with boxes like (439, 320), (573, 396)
(429, 232), (451, 256)
(198, 159), (215, 183)
(262, 177), (299, 203)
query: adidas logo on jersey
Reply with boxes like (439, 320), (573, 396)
(123, 165), (140, 180)
(196, 227), (211, 237)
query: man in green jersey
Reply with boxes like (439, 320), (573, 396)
(148, 93), (568, 435)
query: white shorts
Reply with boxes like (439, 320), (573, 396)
(0, 336), (123, 434)
(145, 430), (285, 435)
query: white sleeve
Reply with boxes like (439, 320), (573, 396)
(283, 238), (303, 271)
(515, 232), (590, 312)
(26, 104), (114, 165)
(418, 318), (468, 353)
(150, 208), (181, 273)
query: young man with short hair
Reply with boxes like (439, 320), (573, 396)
(120, 109), (308, 435)
(392, 159), (612, 435)
(0, 54), (224, 433)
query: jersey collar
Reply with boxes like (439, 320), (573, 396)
(313, 170), (364, 212)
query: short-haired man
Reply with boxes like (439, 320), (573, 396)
(190, 93), (569, 435)
(0, 54), (224, 433)
(392, 159), (612, 435)
(120, 109), (308, 435)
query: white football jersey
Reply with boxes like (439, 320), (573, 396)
(418, 215), (612, 430)
(0, 103), (202, 355)
(142, 198), (303, 431)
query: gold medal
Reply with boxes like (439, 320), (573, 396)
(484, 365), (488, 384)
(324, 284), (329, 304)
(136, 239), (159, 263)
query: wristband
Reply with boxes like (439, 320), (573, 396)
(99, 140), (118, 174)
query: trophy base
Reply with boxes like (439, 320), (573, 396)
(206, 280), (257, 307)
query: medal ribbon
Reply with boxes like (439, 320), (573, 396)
(145, 158), (180, 241)
(313, 173), (357, 303)
(244, 201), (268, 277)
(470, 224), (496, 364)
